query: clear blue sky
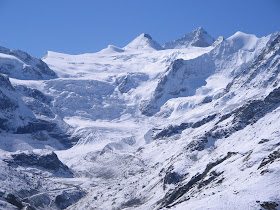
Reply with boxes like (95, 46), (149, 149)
(0, 0), (279, 58)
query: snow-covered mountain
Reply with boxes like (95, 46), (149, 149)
(124, 33), (163, 51)
(164, 27), (215, 49)
(1, 27), (280, 210)
(0, 46), (57, 80)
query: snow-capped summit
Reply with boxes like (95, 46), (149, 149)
(226, 31), (259, 51)
(164, 27), (215, 49)
(123, 33), (163, 51)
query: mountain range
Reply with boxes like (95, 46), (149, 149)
(0, 27), (279, 210)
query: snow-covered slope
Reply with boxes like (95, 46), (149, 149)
(1, 28), (280, 210)
(0, 46), (57, 80)
(0, 72), (74, 146)
(140, 31), (270, 116)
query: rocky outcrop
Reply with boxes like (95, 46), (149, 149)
(260, 201), (279, 210)
(4, 193), (24, 209)
(158, 152), (236, 208)
(4, 150), (73, 177)
(258, 149), (280, 170)
(153, 114), (216, 140)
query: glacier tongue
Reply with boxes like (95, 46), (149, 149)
(1, 29), (280, 209)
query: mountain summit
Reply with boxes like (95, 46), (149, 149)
(123, 33), (163, 51)
(164, 27), (215, 49)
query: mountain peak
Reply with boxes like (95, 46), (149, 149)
(194, 26), (205, 33)
(163, 27), (215, 49)
(124, 33), (163, 51)
(227, 31), (259, 50)
(228, 31), (257, 40)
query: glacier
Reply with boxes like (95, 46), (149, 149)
(0, 27), (280, 209)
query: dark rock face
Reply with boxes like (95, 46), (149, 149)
(154, 123), (191, 139)
(54, 190), (86, 209)
(0, 89), (18, 111)
(158, 152), (236, 208)
(184, 136), (208, 152)
(15, 120), (57, 134)
(197, 171), (224, 189)
(0, 75), (18, 113)
(5, 151), (73, 177)
(258, 149), (280, 169)
(260, 201), (279, 210)
(49, 133), (79, 148)
(154, 114), (216, 140)
(201, 96), (212, 104)
(192, 114), (216, 128)
(143, 34), (152, 40)
(163, 171), (183, 190)
(0, 74), (15, 90)
(120, 198), (142, 208)
(258, 139), (270, 144)
(5, 193), (24, 209)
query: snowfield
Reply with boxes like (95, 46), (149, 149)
(0, 27), (280, 209)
